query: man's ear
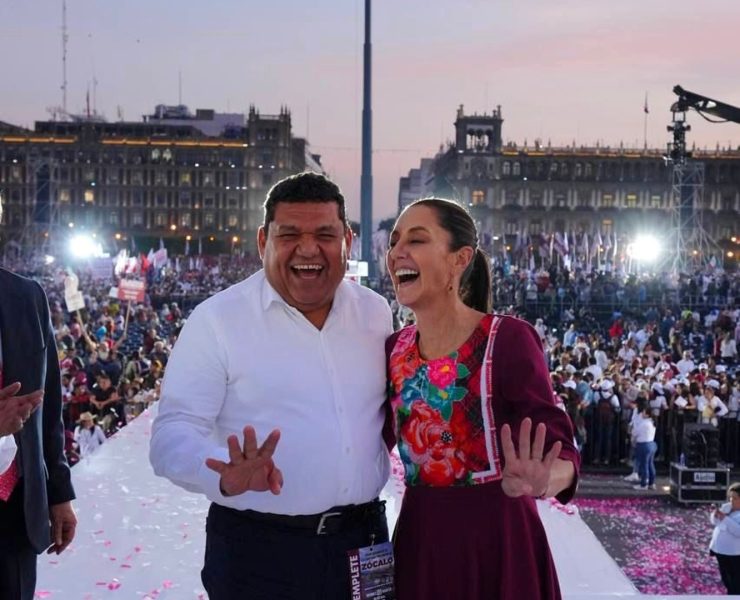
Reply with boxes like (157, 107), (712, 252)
(257, 226), (267, 259)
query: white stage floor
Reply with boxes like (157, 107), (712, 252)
(35, 409), (729, 599)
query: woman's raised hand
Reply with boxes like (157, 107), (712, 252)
(500, 418), (562, 499)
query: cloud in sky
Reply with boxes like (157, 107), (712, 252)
(1, 0), (739, 220)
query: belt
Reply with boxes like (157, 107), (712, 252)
(221, 498), (385, 536)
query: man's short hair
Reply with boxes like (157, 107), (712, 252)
(262, 171), (347, 233)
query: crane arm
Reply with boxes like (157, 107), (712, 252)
(672, 85), (740, 124)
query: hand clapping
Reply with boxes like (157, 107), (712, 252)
(0, 383), (43, 437)
(205, 426), (283, 497)
(500, 417), (562, 499)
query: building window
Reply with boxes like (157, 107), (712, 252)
(155, 192), (167, 207)
(180, 172), (192, 186)
(602, 194), (614, 208)
(650, 194), (662, 208)
(601, 219), (613, 236)
(722, 195), (735, 211)
(204, 212), (215, 227)
(179, 192), (191, 207)
(59, 189), (70, 203)
(131, 190), (143, 206)
(130, 170), (144, 185)
(227, 196), (239, 208)
(84, 189), (95, 204)
(10, 166), (22, 182)
(471, 190), (485, 205)
(584, 163), (593, 178)
(502, 161), (511, 176)
(529, 191), (542, 208)
(180, 213), (192, 228)
(262, 173), (273, 187)
(549, 162), (559, 176)
(109, 211), (119, 226)
(154, 170), (167, 186)
(555, 192), (567, 208)
(154, 212), (167, 227)
(512, 162), (521, 177)
(202, 171), (215, 186)
(132, 211), (144, 226)
(529, 221), (542, 235)
(576, 191), (590, 208)
(626, 193), (637, 208)
(575, 163), (583, 178)
(505, 220), (518, 235)
(203, 197), (215, 208)
(560, 162), (569, 177)
(228, 213), (239, 228)
(83, 168), (95, 183)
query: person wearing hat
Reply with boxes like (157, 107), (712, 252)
(73, 412), (106, 457)
(631, 398), (657, 491)
(591, 379), (620, 465)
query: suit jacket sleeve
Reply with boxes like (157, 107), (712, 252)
(36, 281), (75, 505)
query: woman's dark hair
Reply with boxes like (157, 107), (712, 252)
(405, 197), (491, 313)
(635, 397), (649, 415)
(263, 171), (347, 232)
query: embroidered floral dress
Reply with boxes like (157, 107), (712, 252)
(387, 314), (580, 600)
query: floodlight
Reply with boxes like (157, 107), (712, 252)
(69, 234), (103, 259)
(627, 235), (661, 263)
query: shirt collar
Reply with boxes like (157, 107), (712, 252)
(259, 270), (348, 318)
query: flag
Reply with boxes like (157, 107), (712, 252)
(130, 235), (137, 254)
(184, 238), (190, 256)
(198, 236), (203, 256)
(553, 232), (567, 257)
(644, 92), (649, 114)
(159, 237), (165, 251)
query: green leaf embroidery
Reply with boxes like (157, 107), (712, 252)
(440, 401), (452, 421)
(450, 386), (467, 402)
(457, 363), (470, 378)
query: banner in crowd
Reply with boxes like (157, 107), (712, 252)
(118, 279), (146, 303)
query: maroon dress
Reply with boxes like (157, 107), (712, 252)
(387, 315), (580, 600)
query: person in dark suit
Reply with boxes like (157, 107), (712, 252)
(0, 200), (77, 600)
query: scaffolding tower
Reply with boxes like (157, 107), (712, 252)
(665, 97), (721, 275)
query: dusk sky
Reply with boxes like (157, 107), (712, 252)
(2, 0), (739, 221)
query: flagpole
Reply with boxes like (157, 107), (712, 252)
(643, 92), (649, 149)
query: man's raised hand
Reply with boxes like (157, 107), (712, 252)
(205, 426), (283, 497)
(0, 383), (43, 437)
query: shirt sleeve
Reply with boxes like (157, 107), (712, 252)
(149, 304), (233, 505)
(0, 435), (17, 474)
(494, 317), (581, 505)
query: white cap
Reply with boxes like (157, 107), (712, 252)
(563, 380), (577, 390)
(600, 379), (614, 391)
(565, 364), (577, 374)
(644, 367), (655, 377)
(699, 363), (709, 370)
(706, 379), (720, 389)
(716, 365), (727, 373)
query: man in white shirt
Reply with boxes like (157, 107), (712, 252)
(676, 351), (696, 376)
(150, 173), (394, 600)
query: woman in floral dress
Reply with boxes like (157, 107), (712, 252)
(385, 198), (580, 600)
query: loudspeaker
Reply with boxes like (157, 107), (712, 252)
(683, 424), (720, 468)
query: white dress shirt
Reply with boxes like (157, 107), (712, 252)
(0, 330), (18, 474)
(150, 270), (393, 515)
(710, 503), (740, 556)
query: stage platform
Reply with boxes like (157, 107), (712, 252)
(35, 409), (731, 599)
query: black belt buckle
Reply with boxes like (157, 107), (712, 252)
(316, 511), (342, 535)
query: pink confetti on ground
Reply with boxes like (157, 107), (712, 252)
(576, 497), (726, 595)
(35, 591), (52, 598)
(107, 579), (122, 590)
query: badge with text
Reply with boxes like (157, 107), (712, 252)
(347, 541), (395, 599)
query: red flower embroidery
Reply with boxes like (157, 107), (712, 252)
(390, 346), (419, 392)
(400, 400), (472, 486)
(427, 356), (457, 389)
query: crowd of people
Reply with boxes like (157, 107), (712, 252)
(4, 252), (740, 472)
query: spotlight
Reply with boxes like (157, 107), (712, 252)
(627, 235), (661, 263)
(69, 234), (103, 259)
